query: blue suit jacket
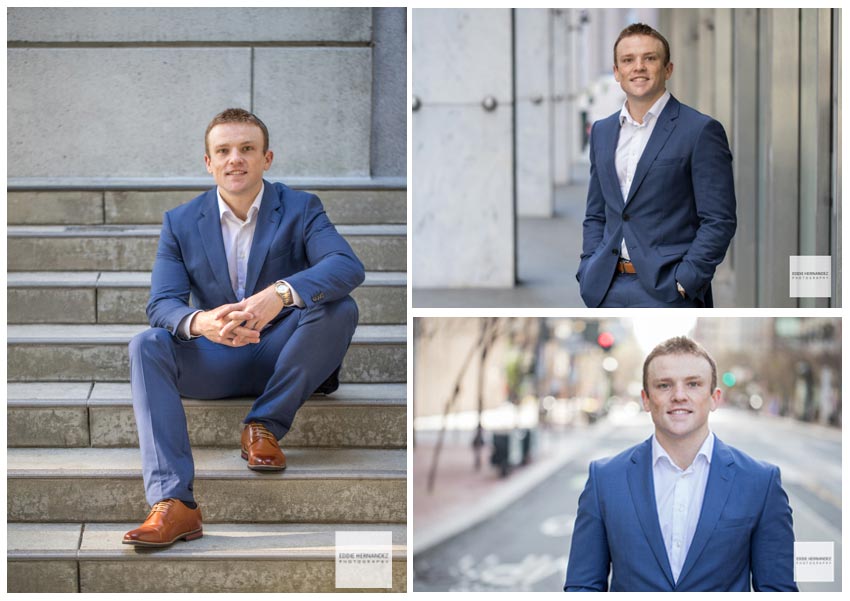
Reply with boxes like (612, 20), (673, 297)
(147, 180), (365, 334)
(576, 95), (737, 307)
(564, 436), (797, 592)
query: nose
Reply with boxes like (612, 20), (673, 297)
(671, 382), (688, 401)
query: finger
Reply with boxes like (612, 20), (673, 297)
(227, 333), (252, 347)
(213, 301), (245, 320)
(232, 332), (258, 346)
(219, 319), (242, 338)
(222, 310), (254, 323)
(233, 326), (260, 340)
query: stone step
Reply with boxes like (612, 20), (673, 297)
(7, 522), (406, 592)
(7, 447), (406, 524)
(8, 187), (407, 226)
(7, 324), (406, 383)
(7, 271), (406, 325)
(7, 224), (407, 272)
(8, 382), (406, 449)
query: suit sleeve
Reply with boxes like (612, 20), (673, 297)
(577, 122), (607, 284)
(565, 461), (611, 592)
(674, 118), (737, 297)
(750, 466), (799, 592)
(284, 194), (366, 308)
(146, 211), (197, 335)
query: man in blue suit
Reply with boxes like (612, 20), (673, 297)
(576, 23), (737, 307)
(123, 109), (365, 547)
(564, 336), (797, 591)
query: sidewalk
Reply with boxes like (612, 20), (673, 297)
(412, 420), (615, 555)
(413, 182), (587, 308)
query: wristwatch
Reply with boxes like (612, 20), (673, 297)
(274, 280), (294, 307)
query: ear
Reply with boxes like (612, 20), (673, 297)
(710, 387), (721, 411)
(664, 61), (674, 81)
(640, 389), (650, 412)
(204, 154), (212, 174)
(613, 63), (621, 83)
(264, 150), (274, 171)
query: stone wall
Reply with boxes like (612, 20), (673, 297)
(7, 7), (406, 185)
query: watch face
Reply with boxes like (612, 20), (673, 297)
(276, 283), (287, 294)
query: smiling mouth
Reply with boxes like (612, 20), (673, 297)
(668, 409), (692, 415)
(226, 171), (247, 176)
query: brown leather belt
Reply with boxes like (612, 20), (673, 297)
(616, 260), (636, 274)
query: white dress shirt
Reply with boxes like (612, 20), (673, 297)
(177, 184), (302, 339)
(615, 90), (671, 260)
(219, 185), (263, 302)
(651, 430), (714, 584)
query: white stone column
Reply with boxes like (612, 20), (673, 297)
(568, 9), (592, 181)
(412, 9), (515, 287)
(516, 8), (554, 217)
(552, 9), (569, 187)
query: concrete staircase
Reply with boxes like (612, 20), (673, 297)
(6, 185), (407, 593)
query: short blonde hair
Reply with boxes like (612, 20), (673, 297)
(205, 108), (269, 155)
(642, 336), (717, 392)
(614, 23), (671, 66)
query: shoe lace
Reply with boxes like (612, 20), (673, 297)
(149, 499), (175, 515)
(247, 423), (276, 442)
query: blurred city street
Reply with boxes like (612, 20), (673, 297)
(413, 407), (841, 592)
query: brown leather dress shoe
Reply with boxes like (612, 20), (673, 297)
(122, 499), (203, 547)
(241, 422), (287, 471)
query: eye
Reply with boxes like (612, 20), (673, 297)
(243, 146), (254, 152)
(217, 149), (227, 154)
(657, 383), (670, 390)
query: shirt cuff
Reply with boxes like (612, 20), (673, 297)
(282, 280), (305, 308)
(676, 281), (687, 298)
(177, 310), (202, 340)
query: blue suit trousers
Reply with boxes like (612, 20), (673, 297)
(128, 296), (358, 506)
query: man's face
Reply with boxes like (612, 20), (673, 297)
(641, 353), (720, 445)
(205, 122), (273, 202)
(613, 34), (673, 105)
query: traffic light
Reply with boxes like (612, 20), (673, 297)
(597, 331), (615, 351)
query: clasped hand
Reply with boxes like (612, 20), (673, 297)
(191, 285), (284, 347)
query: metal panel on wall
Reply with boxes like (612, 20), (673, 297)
(731, 9), (759, 308)
(798, 9), (833, 308)
(758, 9), (800, 308)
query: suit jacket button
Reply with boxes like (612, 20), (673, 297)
(623, 214), (630, 221)
(611, 249), (618, 255)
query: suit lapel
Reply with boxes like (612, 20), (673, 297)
(198, 189), (238, 304)
(625, 96), (680, 205)
(676, 437), (737, 586)
(600, 115), (624, 211)
(244, 181), (283, 296)
(627, 438), (675, 589)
